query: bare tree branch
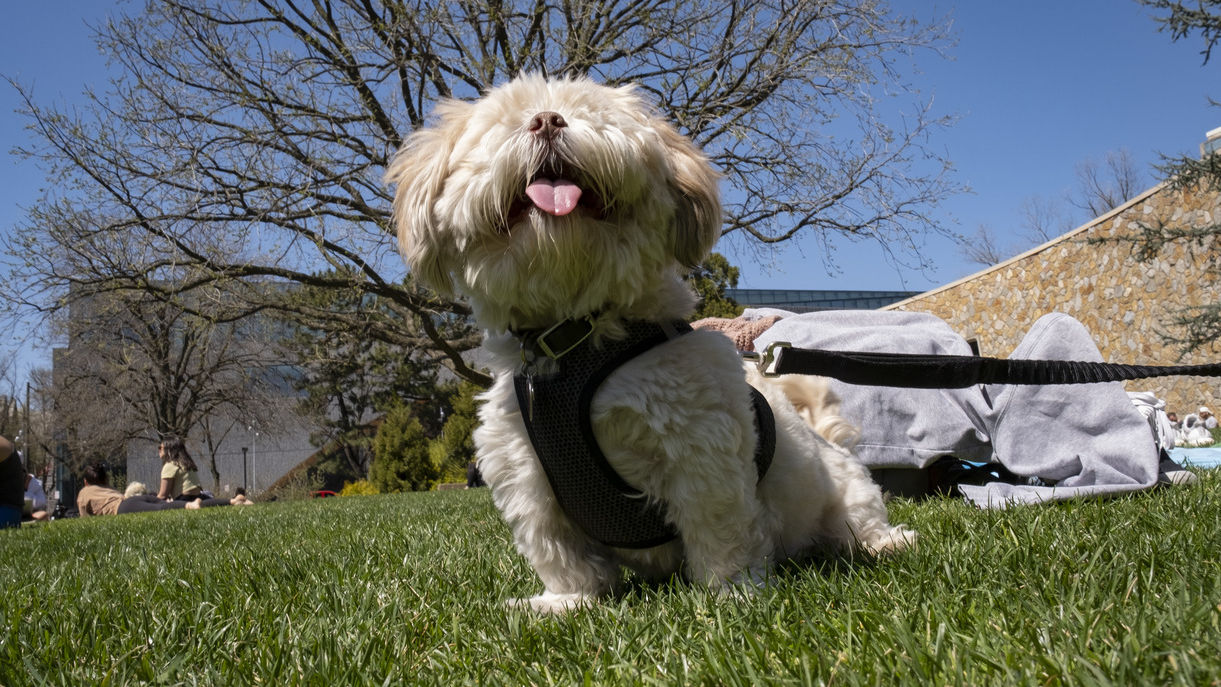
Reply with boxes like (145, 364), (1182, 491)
(958, 224), (1013, 267)
(4, 0), (958, 387)
(1070, 148), (1147, 218)
(48, 287), (281, 479)
(1019, 195), (1073, 245)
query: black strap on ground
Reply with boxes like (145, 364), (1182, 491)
(768, 346), (1221, 389)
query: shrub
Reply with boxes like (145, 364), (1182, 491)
(339, 479), (379, 496)
(429, 381), (482, 482)
(370, 404), (439, 492)
(429, 442), (464, 484)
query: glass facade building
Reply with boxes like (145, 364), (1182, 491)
(725, 289), (921, 313)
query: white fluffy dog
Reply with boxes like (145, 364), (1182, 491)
(387, 74), (915, 613)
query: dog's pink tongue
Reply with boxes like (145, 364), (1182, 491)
(525, 179), (582, 217)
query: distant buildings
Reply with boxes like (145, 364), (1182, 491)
(726, 289), (921, 313)
(49, 288), (316, 507)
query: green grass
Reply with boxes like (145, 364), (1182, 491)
(3, 472), (1219, 686)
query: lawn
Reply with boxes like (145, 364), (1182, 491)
(2, 471), (1218, 686)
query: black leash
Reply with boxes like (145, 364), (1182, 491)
(748, 342), (1221, 389)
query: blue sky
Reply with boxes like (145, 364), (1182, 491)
(1, 0), (1218, 381)
(721, 0), (1219, 291)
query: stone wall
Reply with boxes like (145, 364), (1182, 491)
(887, 182), (1220, 416)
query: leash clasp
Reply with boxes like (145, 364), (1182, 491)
(743, 341), (790, 377)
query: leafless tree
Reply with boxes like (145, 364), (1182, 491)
(50, 287), (277, 484)
(3, 0), (958, 386)
(958, 224), (1012, 267)
(0, 369), (19, 444)
(21, 368), (56, 478)
(1019, 194), (1073, 245)
(960, 149), (1149, 269)
(0, 353), (18, 437)
(1070, 148), (1147, 218)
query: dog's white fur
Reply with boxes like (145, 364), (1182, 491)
(387, 74), (915, 613)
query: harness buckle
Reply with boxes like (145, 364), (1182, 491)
(747, 341), (790, 377)
(536, 315), (597, 360)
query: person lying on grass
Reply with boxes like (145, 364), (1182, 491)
(77, 462), (250, 517)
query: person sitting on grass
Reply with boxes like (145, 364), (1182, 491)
(77, 462), (248, 516)
(23, 466), (49, 522)
(156, 436), (208, 502)
(1177, 414), (1215, 447)
(1199, 406), (1218, 430)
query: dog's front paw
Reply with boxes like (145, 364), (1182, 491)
(863, 525), (919, 556)
(725, 563), (770, 591)
(507, 591), (597, 614)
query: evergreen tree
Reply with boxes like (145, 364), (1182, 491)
(428, 382), (483, 482)
(282, 268), (445, 480)
(370, 404), (438, 493)
(1137, 0), (1221, 350)
(686, 253), (745, 321)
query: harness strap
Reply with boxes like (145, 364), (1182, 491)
(755, 344), (1221, 388)
(514, 319), (775, 549)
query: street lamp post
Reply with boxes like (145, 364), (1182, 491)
(247, 426), (258, 494)
(241, 447), (248, 491)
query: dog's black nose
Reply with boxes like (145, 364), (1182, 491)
(529, 111), (567, 141)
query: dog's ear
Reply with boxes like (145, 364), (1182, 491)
(656, 121), (722, 269)
(385, 100), (471, 295)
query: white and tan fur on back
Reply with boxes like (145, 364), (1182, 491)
(387, 74), (915, 613)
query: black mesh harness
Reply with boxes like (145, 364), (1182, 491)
(512, 317), (776, 549)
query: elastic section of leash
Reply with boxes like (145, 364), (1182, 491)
(748, 342), (1221, 389)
